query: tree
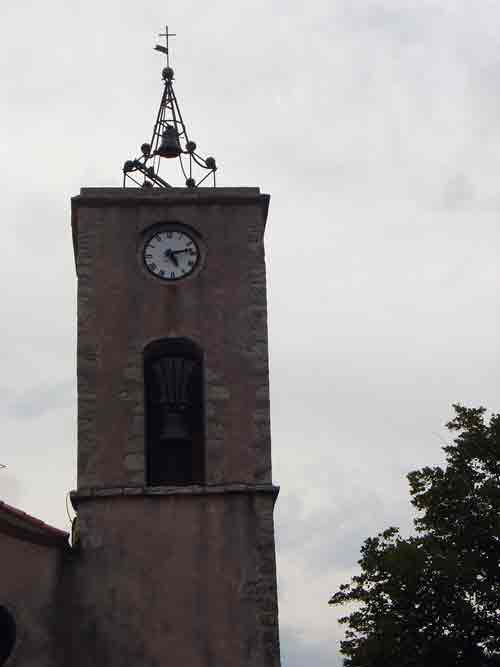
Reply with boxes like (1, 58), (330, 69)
(329, 405), (500, 666)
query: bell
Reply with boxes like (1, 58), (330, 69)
(157, 125), (182, 158)
(159, 410), (190, 442)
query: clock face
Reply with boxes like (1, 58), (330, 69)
(143, 227), (200, 281)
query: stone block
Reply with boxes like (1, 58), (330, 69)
(208, 385), (230, 400)
(124, 454), (144, 472)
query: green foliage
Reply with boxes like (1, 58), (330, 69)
(329, 405), (500, 666)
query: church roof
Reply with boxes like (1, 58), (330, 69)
(0, 500), (69, 549)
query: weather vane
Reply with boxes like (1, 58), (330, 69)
(122, 26), (217, 189)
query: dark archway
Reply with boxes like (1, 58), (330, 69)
(144, 338), (205, 485)
(0, 606), (16, 665)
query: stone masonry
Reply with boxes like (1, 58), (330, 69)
(68, 187), (282, 667)
(72, 188), (272, 489)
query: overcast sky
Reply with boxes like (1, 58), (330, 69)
(1, 1), (500, 665)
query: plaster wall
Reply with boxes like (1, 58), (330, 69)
(67, 491), (280, 667)
(0, 534), (66, 667)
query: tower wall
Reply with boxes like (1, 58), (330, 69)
(67, 491), (280, 667)
(73, 188), (272, 489)
(70, 188), (281, 667)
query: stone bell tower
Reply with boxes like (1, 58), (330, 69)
(69, 187), (280, 667)
(66, 27), (281, 667)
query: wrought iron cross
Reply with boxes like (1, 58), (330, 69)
(155, 25), (176, 68)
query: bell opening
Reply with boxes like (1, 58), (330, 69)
(159, 411), (190, 442)
(152, 438), (194, 486)
(145, 338), (205, 486)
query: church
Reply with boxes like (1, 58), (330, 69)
(0, 29), (281, 667)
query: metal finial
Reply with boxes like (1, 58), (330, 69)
(155, 25), (176, 68)
(122, 26), (218, 189)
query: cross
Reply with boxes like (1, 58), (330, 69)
(155, 25), (176, 68)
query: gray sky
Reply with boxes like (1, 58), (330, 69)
(1, 2), (500, 664)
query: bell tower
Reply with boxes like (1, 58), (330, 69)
(68, 28), (281, 667)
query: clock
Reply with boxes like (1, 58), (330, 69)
(143, 226), (201, 281)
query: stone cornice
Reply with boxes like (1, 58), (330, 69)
(72, 187), (269, 211)
(70, 482), (280, 509)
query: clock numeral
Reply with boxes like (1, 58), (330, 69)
(145, 253), (152, 259)
(186, 240), (194, 247)
(149, 262), (157, 271)
(159, 270), (165, 277)
(188, 260), (194, 267)
(170, 272), (175, 279)
(166, 231), (172, 239)
(155, 234), (162, 241)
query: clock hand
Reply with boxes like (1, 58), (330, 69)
(164, 249), (179, 266)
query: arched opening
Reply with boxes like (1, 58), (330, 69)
(0, 606), (16, 665)
(144, 338), (204, 485)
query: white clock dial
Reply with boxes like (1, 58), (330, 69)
(143, 228), (200, 281)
